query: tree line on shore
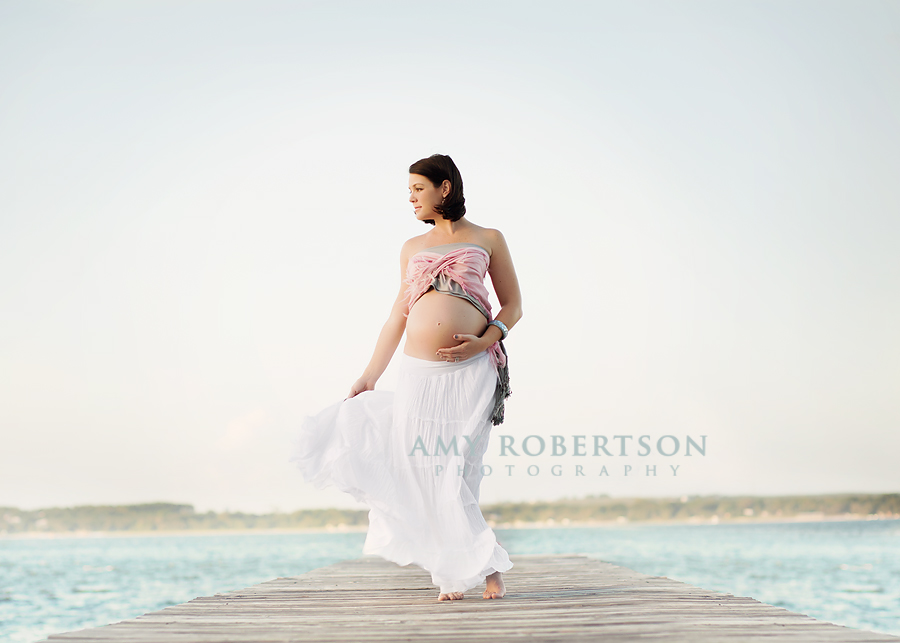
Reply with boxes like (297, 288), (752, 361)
(2, 492), (897, 534)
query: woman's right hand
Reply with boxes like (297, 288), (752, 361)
(346, 376), (376, 400)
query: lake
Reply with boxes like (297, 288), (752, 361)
(2, 519), (897, 642)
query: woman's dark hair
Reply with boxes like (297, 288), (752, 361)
(409, 154), (466, 225)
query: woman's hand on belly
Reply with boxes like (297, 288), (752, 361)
(404, 291), (488, 361)
(434, 333), (491, 363)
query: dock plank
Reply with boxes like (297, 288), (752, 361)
(41, 554), (899, 642)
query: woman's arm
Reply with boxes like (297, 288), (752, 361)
(347, 243), (412, 398)
(483, 228), (524, 333)
(435, 229), (523, 361)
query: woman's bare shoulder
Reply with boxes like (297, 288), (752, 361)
(476, 227), (508, 256)
(401, 234), (429, 251)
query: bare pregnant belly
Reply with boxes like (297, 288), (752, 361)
(404, 290), (488, 361)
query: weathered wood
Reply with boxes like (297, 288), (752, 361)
(41, 554), (899, 642)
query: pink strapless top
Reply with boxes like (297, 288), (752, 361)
(403, 244), (507, 374)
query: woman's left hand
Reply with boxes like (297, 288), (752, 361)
(435, 334), (488, 363)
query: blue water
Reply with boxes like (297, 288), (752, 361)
(1, 520), (897, 642)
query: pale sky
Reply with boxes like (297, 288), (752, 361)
(1, 1), (898, 513)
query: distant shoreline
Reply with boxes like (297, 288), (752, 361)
(4, 511), (896, 540)
(5, 493), (897, 538)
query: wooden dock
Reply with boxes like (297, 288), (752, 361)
(42, 554), (899, 642)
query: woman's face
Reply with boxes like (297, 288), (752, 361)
(409, 174), (448, 221)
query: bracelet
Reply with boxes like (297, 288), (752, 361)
(487, 319), (509, 341)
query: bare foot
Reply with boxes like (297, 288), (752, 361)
(438, 591), (464, 601)
(483, 571), (506, 599)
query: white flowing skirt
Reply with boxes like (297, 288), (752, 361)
(290, 350), (513, 594)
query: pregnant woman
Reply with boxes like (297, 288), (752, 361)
(291, 153), (522, 601)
